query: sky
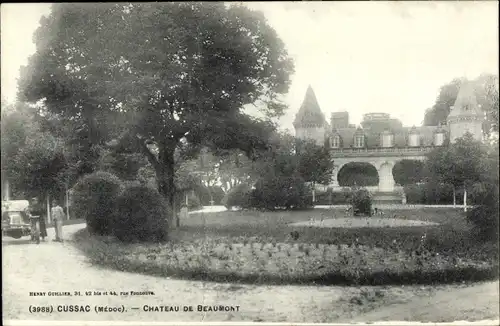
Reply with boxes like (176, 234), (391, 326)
(1, 2), (498, 132)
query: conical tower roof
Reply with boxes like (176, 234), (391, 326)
(447, 81), (483, 121)
(293, 86), (326, 128)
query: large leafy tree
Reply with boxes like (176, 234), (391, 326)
(1, 103), (68, 201)
(425, 132), (489, 210)
(423, 74), (499, 133)
(19, 3), (294, 227)
(296, 139), (334, 202)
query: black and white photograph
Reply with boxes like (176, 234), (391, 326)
(1, 2), (499, 325)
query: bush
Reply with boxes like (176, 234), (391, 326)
(197, 185), (225, 206)
(314, 187), (351, 205)
(221, 183), (252, 210)
(404, 183), (461, 205)
(467, 182), (499, 242)
(71, 171), (123, 235)
(351, 188), (372, 216)
(114, 185), (170, 243)
(250, 176), (313, 210)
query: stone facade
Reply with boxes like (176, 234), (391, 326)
(293, 83), (484, 196)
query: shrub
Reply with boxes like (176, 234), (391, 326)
(114, 185), (170, 243)
(404, 183), (460, 205)
(314, 187), (351, 205)
(221, 183), (252, 210)
(250, 176), (312, 210)
(197, 185), (225, 206)
(71, 171), (123, 235)
(350, 188), (372, 216)
(467, 182), (499, 242)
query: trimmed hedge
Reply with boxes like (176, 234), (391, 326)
(314, 188), (352, 205)
(114, 185), (169, 243)
(71, 171), (123, 236)
(251, 176), (313, 210)
(404, 183), (464, 205)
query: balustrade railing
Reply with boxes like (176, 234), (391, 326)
(329, 146), (434, 155)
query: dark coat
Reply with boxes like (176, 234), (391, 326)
(29, 205), (47, 238)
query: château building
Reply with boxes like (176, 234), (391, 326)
(293, 83), (484, 202)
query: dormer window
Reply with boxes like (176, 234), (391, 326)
(331, 135), (341, 148)
(354, 134), (364, 148)
(408, 126), (420, 147)
(434, 129), (445, 146)
(380, 130), (394, 148)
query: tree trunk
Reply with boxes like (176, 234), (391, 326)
(3, 179), (10, 201)
(463, 185), (468, 213)
(312, 182), (316, 203)
(452, 186), (456, 208)
(156, 145), (179, 228)
(46, 194), (51, 224)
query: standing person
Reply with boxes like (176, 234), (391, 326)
(26, 197), (48, 241)
(51, 200), (65, 242)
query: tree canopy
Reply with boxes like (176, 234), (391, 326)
(19, 3), (294, 226)
(423, 74), (499, 133)
(1, 102), (68, 199)
(425, 133), (489, 190)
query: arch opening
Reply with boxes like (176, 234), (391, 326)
(337, 162), (379, 187)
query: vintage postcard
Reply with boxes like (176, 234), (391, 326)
(1, 2), (499, 325)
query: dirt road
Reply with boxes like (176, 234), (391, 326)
(2, 223), (498, 323)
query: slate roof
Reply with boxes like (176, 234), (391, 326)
(327, 124), (448, 148)
(293, 86), (326, 127)
(448, 81), (483, 121)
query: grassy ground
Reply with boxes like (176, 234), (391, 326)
(72, 208), (498, 285)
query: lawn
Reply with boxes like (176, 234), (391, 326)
(72, 207), (499, 285)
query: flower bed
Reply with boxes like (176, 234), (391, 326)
(73, 230), (498, 286)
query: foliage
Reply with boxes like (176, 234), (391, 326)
(466, 144), (499, 241)
(423, 74), (499, 132)
(251, 176), (312, 210)
(425, 133), (487, 191)
(314, 188), (351, 205)
(197, 185), (225, 206)
(175, 191), (203, 211)
(392, 160), (425, 186)
(296, 139), (334, 186)
(19, 3), (294, 228)
(403, 183), (462, 205)
(338, 163), (379, 187)
(73, 207), (498, 286)
(1, 102), (69, 199)
(221, 183), (253, 210)
(98, 150), (148, 181)
(71, 171), (123, 235)
(114, 185), (170, 243)
(350, 188), (372, 216)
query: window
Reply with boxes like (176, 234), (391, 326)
(409, 134), (420, 147)
(434, 132), (444, 146)
(381, 133), (394, 148)
(355, 135), (364, 148)
(331, 135), (340, 148)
